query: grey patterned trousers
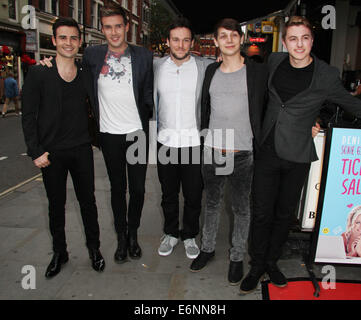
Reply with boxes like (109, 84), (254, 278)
(201, 146), (254, 262)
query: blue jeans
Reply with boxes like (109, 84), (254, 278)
(201, 146), (254, 262)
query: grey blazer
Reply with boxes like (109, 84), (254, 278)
(153, 55), (213, 131)
(262, 52), (361, 163)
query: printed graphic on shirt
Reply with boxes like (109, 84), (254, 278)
(100, 50), (132, 85)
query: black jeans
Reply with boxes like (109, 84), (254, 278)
(100, 132), (147, 237)
(249, 145), (310, 267)
(157, 142), (202, 240)
(41, 144), (100, 253)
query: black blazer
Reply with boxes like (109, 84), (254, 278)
(21, 61), (95, 160)
(201, 56), (269, 152)
(82, 44), (154, 135)
(263, 52), (361, 163)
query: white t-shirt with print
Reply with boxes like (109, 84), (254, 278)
(97, 48), (142, 134)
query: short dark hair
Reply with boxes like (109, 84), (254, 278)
(52, 17), (81, 38)
(282, 16), (314, 40)
(214, 18), (243, 38)
(167, 17), (194, 40)
(100, 4), (128, 25)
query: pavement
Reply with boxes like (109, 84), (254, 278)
(0, 112), (40, 194)
(1, 130), (361, 302)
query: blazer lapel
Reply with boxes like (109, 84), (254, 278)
(51, 59), (63, 112)
(129, 45), (139, 107)
(95, 45), (108, 80)
(268, 55), (287, 104)
(245, 58), (255, 119)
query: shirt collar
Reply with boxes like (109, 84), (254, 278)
(166, 55), (194, 68)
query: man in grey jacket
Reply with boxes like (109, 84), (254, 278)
(241, 16), (361, 293)
(154, 18), (212, 259)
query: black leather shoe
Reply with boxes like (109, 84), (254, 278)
(89, 249), (105, 272)
(228, 261), (243, 285)
(189, 250), (215, 272)
(266, 263), (287, 287)
(114, 233), (128, 264)
(240, 266), (266, 293)
(128, 232), (142, 259)
(45, 252), (69, 278)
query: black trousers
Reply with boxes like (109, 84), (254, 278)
(100, 132), (147, 237)
(41, 144), (100, 253)
(249, 145), (310, 267)
(157, 142), (203, 240)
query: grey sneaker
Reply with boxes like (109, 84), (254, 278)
(184, 238), (200, 259)
(158, 234), (178, 256)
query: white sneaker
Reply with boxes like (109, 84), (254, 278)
(158, 234), (178, 256)
(184, 238), (200, 259)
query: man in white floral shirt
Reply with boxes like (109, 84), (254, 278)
(82, 4), (153, 264)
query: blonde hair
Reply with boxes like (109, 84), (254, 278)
(282, 16), (314, 40)
(346, 205), (361, 233)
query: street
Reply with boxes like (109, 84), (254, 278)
(0, 108), (40, 195)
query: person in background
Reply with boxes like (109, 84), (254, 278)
(2, 71), (20, 117)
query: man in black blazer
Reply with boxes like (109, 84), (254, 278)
(241, 16), (361, 293)
(82, 4), (153, 263)
(22, 17), (105, 278)
(189, 18), (268, 286)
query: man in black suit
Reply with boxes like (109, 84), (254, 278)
(22, 17), (105, 278)
(82, 4), (153, 263)
(241, 16), (361, 293)
(189, 18), (268, 286)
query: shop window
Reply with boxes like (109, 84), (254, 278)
(40, 34), (54, 51)
(123, 0), (128, 10)
(69, 0), (74, 18)
(132, 23), (138, 44)
(39, 0), (46, 11)
(51, 0), (59, 15)
(91, 0), (103, 30)
(8, 0), (17, 20)
(133, 0), (138, 16)
(78, 0), (83, 23)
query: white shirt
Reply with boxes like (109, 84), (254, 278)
(157, 56), (199, 148)
(98, 50), (142, 134)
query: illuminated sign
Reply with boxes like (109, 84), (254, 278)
(249, 37), (266, 43)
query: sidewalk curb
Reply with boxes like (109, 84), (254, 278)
(0, 173), (42, 199)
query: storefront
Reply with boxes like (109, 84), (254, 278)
(0, 22), (36, 92)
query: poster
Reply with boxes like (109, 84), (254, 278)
(314, 127), (361, 264)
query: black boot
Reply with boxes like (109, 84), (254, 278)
(228, 261), (243, 285)
(88, 248), (105, 272)
(266, 263), (287, 287)
(45, 251), (69, 278)
(128, 231), (142, 259)
(240, 265), (266, 293)
(114, 232), (128, 264)
(189, 251), (215, 272)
